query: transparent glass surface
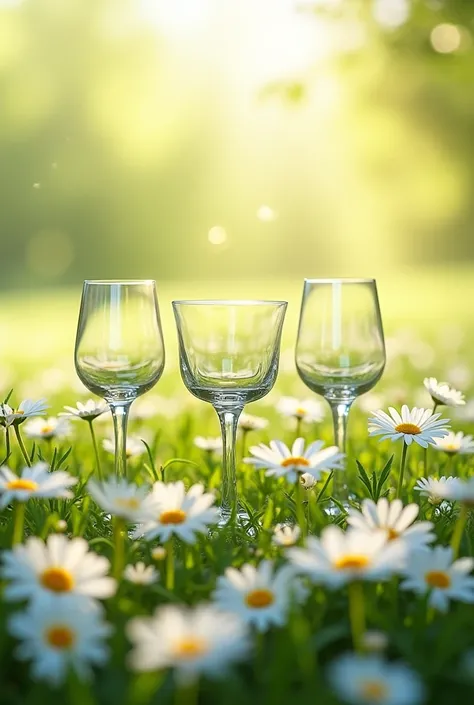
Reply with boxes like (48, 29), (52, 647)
(295, 279), (386, 501)
(75, 280), (165, 478)
(173, 300), (287, 520)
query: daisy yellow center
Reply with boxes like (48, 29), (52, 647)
(40, 567), (75, 592)
(444, 444), (459, 453)
(245, 589), (275, 608)
(115, 497), (140, 510)
(173, 637), (207, 658)
(334, 554), (370, 570)
(281, 456), (310, 468)
(45, 625), (76, 649)
(295, 407), (307, 417)
(159, 509), (187, 525)
(394, 423), (421, 435)
(425, 570), (451, 589)
(387, 528), (399, 541)
(41, 426), (54, 434)
(6, 479), (38, 491)
(360, 680), (388, 702)
(15, 409), (24, 415)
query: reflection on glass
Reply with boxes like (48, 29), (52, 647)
(75, 280), (165, 479)
(173, 300), (287, 521)
(296, 279), (386, 501)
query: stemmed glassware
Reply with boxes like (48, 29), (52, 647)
(173, 300), (287, 521)
(75, 280), (165, 479)
(295, 279), (386, 501)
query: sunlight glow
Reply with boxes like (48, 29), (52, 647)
(137, 0), (210, 38)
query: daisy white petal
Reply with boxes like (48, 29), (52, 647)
(424, 377), (465, 407)
(133, 481), (218, 544)
(127, 604), (250, 681)
(368, 406), (450, 447)
(1, 534), (116, 606)
(328, 652), (425, 705)
(8, 600), (112, 687)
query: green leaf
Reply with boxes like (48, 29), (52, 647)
(376, 455), (394, 498)
(356, 460), (374, 498)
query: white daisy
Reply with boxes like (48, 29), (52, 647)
(288, 526), (403, 588)
(347, 498), (435, 550)
(1, 534), (117, 606)
(368, 405), (450, 448)
(433, 431), (474, 455)
(124, 562), (159, 585)
(193, 436), (223, 452)
(133, 481), (219, 543)
(0, 398), (49, 428)
(328, 653), (425, 705)
(301, 473), (317, 489)
(23, 416), (72, 441)
(244, 438), (345, 483)
(102, 436), (144, 459)
(88, 478), (153, 522)
(238, 413), (269, 432)
(362, 631), (389, 653)
(436, 477), (474, 507)
(60, 399), (107, 422)
(127, 603), (250, 682)
(277, 396), (324, 423)
(424, 377), (465, 407)
(8, 600), (112, 687)
(273, 523), (301, 547)
(401, 546), (474, 613)
(0, 463), (77, 509)
(212, 560), (304, 631)
(151, 546), (167, 561)
(413, 476), (458, 505)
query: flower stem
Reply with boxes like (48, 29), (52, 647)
(14, 425), (31, 467)
(348, 581), (366, 653)
(12, 502), (26, 546)
(175, 680), (198, 705)
(113, 517), (125, 580)
(88, 420), (103, 481)
(295, 477), (307, 540)
(423, 447), (428, 478)
(396, 443), (408, 499)
(166, 537), (175, 591)
(5, 426), (11, 459)
(295, 417), (302, 440)
(451, 504), (469, 559)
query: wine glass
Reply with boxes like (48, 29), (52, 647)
(75, 280), (165, 479)
(172, 300), (287, 521)
(295, 279), (386, 501)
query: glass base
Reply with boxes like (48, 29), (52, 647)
(217, 506), (256, 536)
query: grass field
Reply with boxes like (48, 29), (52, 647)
(0, 269), (473, 705)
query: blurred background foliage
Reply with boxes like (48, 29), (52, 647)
(1, 0), (474, 289)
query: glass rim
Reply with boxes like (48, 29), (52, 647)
(83, 279), (156, 285)
(172, 299), (288, 306)
(304, 277), (376, 284)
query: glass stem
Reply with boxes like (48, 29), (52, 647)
(216, 407), (242, 521)
(329, 401), (352, 502)
(88, 420), (103, 482)
(110, 402), (131, 480)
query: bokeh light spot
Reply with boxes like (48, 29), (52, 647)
(373, 0), (410, 30)
(208, 226), (228, 245)
(430, 24), (462, 54)
(257, 205), (277, 222)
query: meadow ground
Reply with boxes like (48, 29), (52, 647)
(0, 268), (473, 705)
